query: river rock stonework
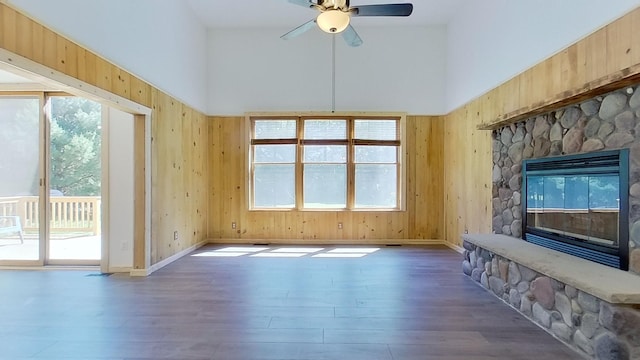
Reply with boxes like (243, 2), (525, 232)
(463, 241), (640, 360)
(492, 84), (640, 275)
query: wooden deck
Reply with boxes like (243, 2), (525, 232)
(0, 245), (582, 359)
(0, 196), (101, 261)
(0, 196), (101, 235)
(0, 234), (100, 261)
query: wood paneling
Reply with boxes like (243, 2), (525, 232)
(150, 91), (209, 264)
(207, 115), (444, 243)
(409, 116), (444, 239)
(442, 6), (640, 247)
(0, 3), (209, 266)
(443, 105), (493, 247)
(133, 115), (146, 269)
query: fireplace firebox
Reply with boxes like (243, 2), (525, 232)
(521, 149), (629, 270)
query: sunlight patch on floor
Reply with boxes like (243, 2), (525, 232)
(192, 246), (381, 259)
(216, 247), (269, 253)
(192, 252), (249, 257)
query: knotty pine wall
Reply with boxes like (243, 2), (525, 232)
(207, 116), (444, 243)
(0, 3), (209, 266)
(442, 6), (640, 248)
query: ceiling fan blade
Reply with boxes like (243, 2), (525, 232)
(288, 0), (316, 8)
(351, 3), (413, 17)
(281, 19), (317, 40)
(342, 25), (363, 47)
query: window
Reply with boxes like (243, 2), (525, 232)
(249, 115), (404, 210)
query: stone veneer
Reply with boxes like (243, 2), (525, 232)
(472, 84), (640, 359)
(463, 241), (640, 360)
(492, 84), (640, 275)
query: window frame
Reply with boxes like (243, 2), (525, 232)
(247, 113), (406, 212)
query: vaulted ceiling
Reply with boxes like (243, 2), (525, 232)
(0, 0), (467, 100)
(3, 0), (640, 114)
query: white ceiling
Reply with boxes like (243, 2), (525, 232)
(186, 0), (466, 28)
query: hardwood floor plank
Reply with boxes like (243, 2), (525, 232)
(269, 314), (539, 332)
(198, 305), (336, 318)
(32, 340), (218, 359)
(388, 343), (581, 360)
(212, 342), (393, 360)
(324, 329), (490, 346)
(0, 339), (57, 359)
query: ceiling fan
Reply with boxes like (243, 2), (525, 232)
(281, 0), (414, 47)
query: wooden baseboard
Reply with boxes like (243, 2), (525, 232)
(107, 266), (132, 274)
(130, 240), (207, 277)
(206, 238), (448, 246)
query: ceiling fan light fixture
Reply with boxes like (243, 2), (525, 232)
(317, 10), (350, 34)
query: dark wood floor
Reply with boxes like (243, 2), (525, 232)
(0, 245), (583, 360)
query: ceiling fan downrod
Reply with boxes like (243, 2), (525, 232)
(332, 34), (336, 113)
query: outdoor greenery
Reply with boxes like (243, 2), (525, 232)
(0, 96), (101, 197)
(50, 97), (102, 196)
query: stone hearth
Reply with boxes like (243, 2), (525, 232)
(462, 234), (640, 360)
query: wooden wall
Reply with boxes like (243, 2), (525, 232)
(207, 115), (444, 243)
(443, 108), (493, 247)
(0, 3), (209, 266)
(150, 93), (208, 264)
(442, 6), (640, 247)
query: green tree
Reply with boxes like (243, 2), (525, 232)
(50, 97), (101, 196)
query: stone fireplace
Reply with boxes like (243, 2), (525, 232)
(461, 84), (640, 360)
(492, 84), (640, 275)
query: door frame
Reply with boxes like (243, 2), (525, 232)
(0, 48), (152, 273)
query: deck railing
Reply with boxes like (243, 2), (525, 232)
(0, 196), (101, 235)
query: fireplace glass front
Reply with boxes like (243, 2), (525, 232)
(522, 149), (629, 270)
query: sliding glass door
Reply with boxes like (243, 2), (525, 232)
(47, 95), (102, 264)
(0, 94), (102, 265)
(0, 95), (43, 264)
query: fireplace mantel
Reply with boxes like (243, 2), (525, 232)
(463, 234), (640, 304)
